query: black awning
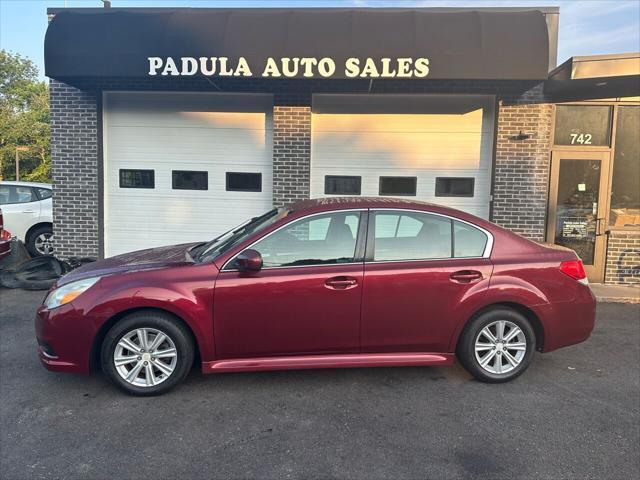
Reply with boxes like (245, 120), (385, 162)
(45, 8), (550, 81)
(545, 53), (640, 101)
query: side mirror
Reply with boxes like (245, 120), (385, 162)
(235, 249), (263, 272)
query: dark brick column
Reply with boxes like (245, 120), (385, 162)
(492, 84), (553, 241)
(50, 80), (100, 259)
(272, 106), (311, 208)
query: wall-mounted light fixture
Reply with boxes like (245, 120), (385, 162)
(510, 131), (531, 141)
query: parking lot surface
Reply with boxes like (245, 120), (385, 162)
(1, 288), (639, 479)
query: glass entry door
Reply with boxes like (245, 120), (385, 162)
(547, 151), (611, 282)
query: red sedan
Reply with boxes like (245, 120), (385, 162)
(35, 198), (596, 395)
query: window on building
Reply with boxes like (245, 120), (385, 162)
(0, 185), (36, 204)
(249, 211), (361, 267)
(372, 211), (452, 261)
(324, 176), (361, 195)
(379, 177), (417, 196)
(35, 188), (52, 200)
(172, 171), (208, 190)
(453, 220), (488, 257)
(226, 172), (262, 192)
(119, 169), (154, 189)
(554, 105), (612, 146)
(435, 177), (475, 197)
(609, 106), (640, 227)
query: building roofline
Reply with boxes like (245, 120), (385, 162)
(47, 6), (560, 14)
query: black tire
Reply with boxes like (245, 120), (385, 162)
(26, 225), (54, 257)
(101, 311), (194, 396)
(457, 307), (536, 383)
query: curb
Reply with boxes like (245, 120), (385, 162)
(596, 296), (640, 304)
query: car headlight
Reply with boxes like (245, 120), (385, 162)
(44, 277), (101, 310)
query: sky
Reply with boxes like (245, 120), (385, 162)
(1, 0), (639, 80)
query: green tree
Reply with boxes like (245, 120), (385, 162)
(0, 50), (51, 182)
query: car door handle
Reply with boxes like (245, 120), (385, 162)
(450, 270), (483, 283)
(325, 276), (358, 290)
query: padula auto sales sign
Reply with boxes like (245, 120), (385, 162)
(148, 56), (430, 78)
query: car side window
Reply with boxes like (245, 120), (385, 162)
(372, 211), (452, 261)
(0, 185), (35, 205)
(249, 212), (362, 268)
(36, 188), (52, 200)
(453, 220), (488, 258)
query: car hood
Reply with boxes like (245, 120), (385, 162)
(57, 243), (200, 286)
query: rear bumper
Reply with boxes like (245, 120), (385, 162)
(35, 303), (94, 374)
(538, 284), (597, 352)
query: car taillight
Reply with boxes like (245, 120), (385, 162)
(0, 229), (10, 241)
(560, 259), (588, 285)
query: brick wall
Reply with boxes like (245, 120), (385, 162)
(493, 85), (553, 241)
(272, 106), (311, 207)
(49, 80), (100, 259)
(605, 231), (640, 285)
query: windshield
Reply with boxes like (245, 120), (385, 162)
(192, 208), (289, 262)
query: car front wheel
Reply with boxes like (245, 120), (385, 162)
(457, 307), (536, 383)
(101, 311), (194, 396)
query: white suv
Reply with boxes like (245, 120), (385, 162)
(0, 181), (54, 256)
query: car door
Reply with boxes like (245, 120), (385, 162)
(0, 185), (41, 241)
(213, 210), (366, 359)
(33, 187), (53, 224)
(361, 209), (493, 353)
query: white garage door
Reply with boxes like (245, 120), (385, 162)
(103, 92), (273, 257)
(311, 94), (495, 219)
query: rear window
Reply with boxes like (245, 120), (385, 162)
(36, 188), (52, 200)
(373, 211), (452, 261)
(453, 220), (488, 257)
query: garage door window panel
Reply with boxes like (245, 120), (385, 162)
(325, 176), (361, 195)
(119, 169), (154, 189)
(172, 171), (208, 191)
(251, 212), (362, 268)
(226, 172), (262, 192)
(379, 177), (417, 196)
(372, 211), (452, 261)
(435, 178), (475, 197)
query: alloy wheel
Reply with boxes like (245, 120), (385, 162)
(474, 320), (527, 375)
(113, 328), (178, 387)
(35, 233), (54, 255)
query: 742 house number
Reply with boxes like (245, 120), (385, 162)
(570, 133), (593, 144)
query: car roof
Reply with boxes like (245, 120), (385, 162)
(288, 197), (482, 219)
(286, 196), (504, 232)
(0, 181), (52, 189)
(289, 196), (438, 211)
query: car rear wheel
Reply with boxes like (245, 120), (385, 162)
(27, 225), (54, 257)
(101, 311), (194, 396)
(457, 307), (536, 383)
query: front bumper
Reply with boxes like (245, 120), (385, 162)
(35, 303), (95, 374)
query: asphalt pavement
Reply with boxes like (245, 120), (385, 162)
(1, 288), (638, 480)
